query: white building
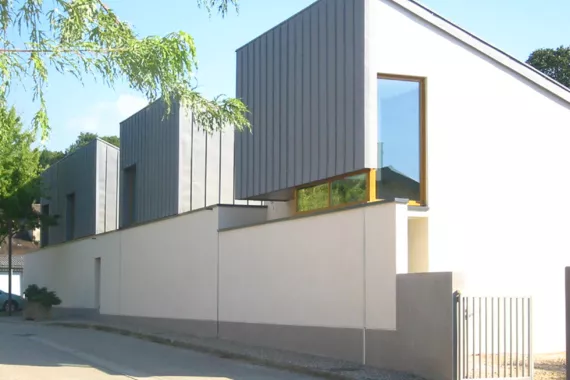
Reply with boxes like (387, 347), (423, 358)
(25, 1), (569, 380)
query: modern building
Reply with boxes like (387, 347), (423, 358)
(40, 139), (120, 246)
(234, 0), (569, 354)
(24, 1), (570, 380)
(119, 99), (261, 228)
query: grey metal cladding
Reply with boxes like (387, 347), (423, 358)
(95, 141), (120, 234)
(40, 140), (118, 245)
(120, 99), (248, 227)
(234, 0), (367, 200)
(119, 100), (180, 227)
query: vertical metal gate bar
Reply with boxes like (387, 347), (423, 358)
(479, 297), (482, 378)
(522, 297), (525, 377)
(529, 298), (533, 380)
(454, 295), (534, 380)
(504, 297), (507, 378)
(457, 295), (462, 380)
(511, 297), (519, 377)
(498, 296), (501, 379)
(491, 297), (495, 377)
(457, 297), (465, 380)
(510, 298), (513, 377)
(471, 297), (476, 378)
(485, 297), (488, 379)
(462, 297), (469, 379)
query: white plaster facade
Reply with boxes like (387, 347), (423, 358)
(368, 0), (570, 353)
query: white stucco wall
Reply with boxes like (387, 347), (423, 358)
(24, 201), (408, 335)
(24, 232), (121, 312)
(118, 209), (219, 320)
(218, 201), (408, 330)
(24, 208), (219, 321)
(370, 0), (570, 352)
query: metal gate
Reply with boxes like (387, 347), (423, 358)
(454, 292), (533, 380)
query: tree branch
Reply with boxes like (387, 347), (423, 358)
(0, 47), (126, 54)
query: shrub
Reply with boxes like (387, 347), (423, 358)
(23, 284), (62, 308)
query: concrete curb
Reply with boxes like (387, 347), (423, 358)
(49, 322), (350, 380)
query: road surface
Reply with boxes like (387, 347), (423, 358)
(0, 320), (320, 379)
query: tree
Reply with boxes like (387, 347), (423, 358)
(39, 149), (65, 168)
(0, 0), (248, 142)
(527, 46), (570, 88)
(100, 135), (120, 148)
(65, 132), (119, 154)
(38, 132), (120, 168)
(0, 106), (57, 315)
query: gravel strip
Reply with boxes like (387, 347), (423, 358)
(43, 319), (424, 380)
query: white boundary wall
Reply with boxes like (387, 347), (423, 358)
(24, 202), (408, 331)
(219, 201), (408, 330)
(25, 208), (220, 321)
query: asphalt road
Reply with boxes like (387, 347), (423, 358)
(0, 320), (320, 380)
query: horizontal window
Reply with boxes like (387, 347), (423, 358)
(297, 183), (329, 212)
(331, 173), (367, 206)
(296, 171), (371, 213)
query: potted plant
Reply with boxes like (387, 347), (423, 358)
(22, 284), (62, 321)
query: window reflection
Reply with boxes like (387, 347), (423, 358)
(331, 173), (367, 206)
(376, 77), (421, 202)
(297, 183), (329, 212)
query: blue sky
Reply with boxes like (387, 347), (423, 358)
(12, 0), (570, 151)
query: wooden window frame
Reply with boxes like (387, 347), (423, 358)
(376, 73), (427, 206)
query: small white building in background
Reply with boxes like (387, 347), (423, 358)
(25, 1), (570, 379)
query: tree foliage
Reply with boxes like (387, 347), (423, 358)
(39, 131), (120, 168)
(527, 46), (570, 88)
(65, 131), (119, 154)
(0, 106), (57, 245)
(39, 149), (64, 168)
(297, 175), (367, 212)
(0, 0), (248, 141)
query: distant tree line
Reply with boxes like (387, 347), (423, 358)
(39, 132), (120, 168)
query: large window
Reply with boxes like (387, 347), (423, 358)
(296, 171), (369, 213)
(376, 75), (425, 204)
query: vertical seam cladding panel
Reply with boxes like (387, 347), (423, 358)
(265, 32), (274, 194)
(302, 10), (311, 184)
(309, 6), (319, 181)
(234, 0), (366, 199)
(326, 0), (337, 178)
(252, 39), (260, 197)
(273, 26), (281, 192)
(345, 0), (356, 172)
(318, 0), (328, 179)
(287, 19), (295, 188)
(354, 0), (366, 169)
(173, 106), (181, 216)
(335, 0), (346, 176)
(294, 14), (303, 186)
(247, 44), (254, 198)
(259, 34), (267, 196)
(235, 49), (243, 199)
(284, 21), (292, 189)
